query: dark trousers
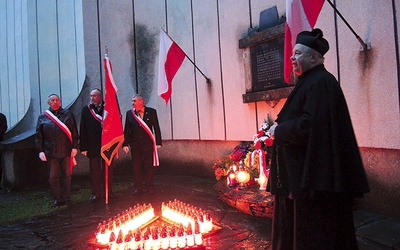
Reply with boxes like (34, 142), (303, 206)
(89, 157), (113, 197)
(49, 157), (71, 202)
(130, 148), (154, 190)
(0, 153), (2, 187)
(271, 193), (358, 250)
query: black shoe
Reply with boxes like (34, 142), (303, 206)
(52, 200), (66, 207)
(89, 195), (98, 202)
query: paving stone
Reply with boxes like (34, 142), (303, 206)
(356, 217), (400, 248)
(354, 209), (386, 228)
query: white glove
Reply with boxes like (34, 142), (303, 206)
(39, 152), (47, 161)
(71, 148), (78, 157)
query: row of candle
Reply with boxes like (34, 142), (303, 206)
(95, 200), (213, 249)
(96, 203), (156, 245)
(107, 223), (202, 250)
(161, 199), (213, 234)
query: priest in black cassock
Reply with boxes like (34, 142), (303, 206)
(268, 29), (369, 250)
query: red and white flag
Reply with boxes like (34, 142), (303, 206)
(101, 56), (124, 166)
(284, 0), (325, 83)
(158, 29), (186, 104)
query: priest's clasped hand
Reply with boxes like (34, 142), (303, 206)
(39, 152), (47, 161)
(269, 124), (277, 137)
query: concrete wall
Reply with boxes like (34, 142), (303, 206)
(0, 0), (399, 218)
(0, 0), (85, 131)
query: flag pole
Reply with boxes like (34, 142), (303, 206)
(104, 47), (109, 205)
(105, 162), (109, 204)
(162, 29), (211, 84)
(326, 0), (371, 51)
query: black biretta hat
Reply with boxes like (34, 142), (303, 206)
(296, 28), (329, 55)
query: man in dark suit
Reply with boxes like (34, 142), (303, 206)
(36, 94), (79, 207)
(123, 94), (162, 195)
(80, 88), (114, 202)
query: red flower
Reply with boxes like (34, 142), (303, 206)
(231, 145), (248, 161)
(255, 141), (262, 149)
(264, 138), (273, 147)
(215, 168), (225, 177)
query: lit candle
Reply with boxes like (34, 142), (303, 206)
(132, 230), (142, 250)
(194, 221), (203, 246)
(169, 226), (178, 249)
(152, 227), (161, 250)
(160, 226), (169, 249)
(108, 231), (116, 250)
(96, 222), (110, 245)
(186, 223), (195, 247)
(123, 231), (132, 250)
(205, 213), (213, 232)
(237, 170), (251, 190)
(177, 224), (186, 248)
(258, 174), (267, 190)
(143, 229), (152, 250)
(228, 172), (237, 187)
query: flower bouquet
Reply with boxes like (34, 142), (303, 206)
(212, 115), (276, 189)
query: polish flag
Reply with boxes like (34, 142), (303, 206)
(158, 29), (186, 104)
(284, 0), (325, 83)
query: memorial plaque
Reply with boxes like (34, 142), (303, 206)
(250, 36), (286, 92)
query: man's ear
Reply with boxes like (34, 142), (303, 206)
(309, 52), (318, 63)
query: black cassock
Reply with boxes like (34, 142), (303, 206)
(268, 64), (369, 250)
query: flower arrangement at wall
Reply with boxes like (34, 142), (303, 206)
(212, 116), (276, 184)
(212, 144), (252, 181)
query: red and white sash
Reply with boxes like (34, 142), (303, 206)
(88, 104), (103, 122)
(44, 110), (77, 172)
(251, 148), (267, 174)
(131, 109), (159, 166)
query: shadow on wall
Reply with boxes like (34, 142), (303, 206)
(128, 24), (157, 101)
